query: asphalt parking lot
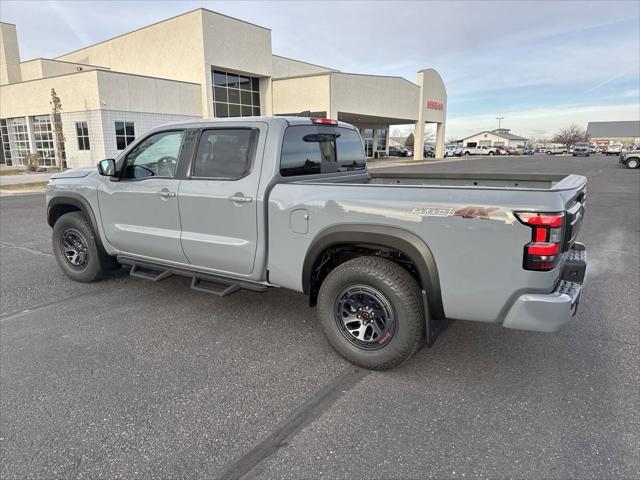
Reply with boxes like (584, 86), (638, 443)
(1, 154), (638, 479)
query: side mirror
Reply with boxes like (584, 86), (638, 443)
(97, 159), (116, 177)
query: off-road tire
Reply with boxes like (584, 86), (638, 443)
(317, 256), (425, 370)
(52, 211), (117, 283)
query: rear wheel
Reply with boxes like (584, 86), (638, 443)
(317, 256), (425, 370)
(464, 151), (470, 156)
(52, 212), (117, 283)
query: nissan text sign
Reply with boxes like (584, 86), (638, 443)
(426, 100), (444, 111)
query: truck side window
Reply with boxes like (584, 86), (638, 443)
(124, 130), (184, 179)
(280, 126), (366, 177)
(192, 129), (254, 179)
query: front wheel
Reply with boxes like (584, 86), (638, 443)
(317, 256), (425, 370)
(627, 158), (639, 169)
(52, 212), (117, 283)
(488, 151), (494, 156)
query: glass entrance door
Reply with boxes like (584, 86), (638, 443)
(362, 128), (374, 158)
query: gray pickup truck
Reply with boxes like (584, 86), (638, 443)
(46, 117), (588, 369)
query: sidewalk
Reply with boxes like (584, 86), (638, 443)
(0, 172), (54, 186)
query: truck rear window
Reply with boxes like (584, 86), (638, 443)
(280, 126), (366, 177)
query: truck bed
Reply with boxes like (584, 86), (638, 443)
(267, 171), (587, 324)
(366, 172), (584, 191)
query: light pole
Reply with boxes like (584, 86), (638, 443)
(496, 116), (504, 130)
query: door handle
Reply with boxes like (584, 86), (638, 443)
(158, 190), (176, 198)
(229, 194), (253, 204)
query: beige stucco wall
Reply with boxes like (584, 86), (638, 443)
(272, 55), (336, 79)
(201, 10), (272, 117)
(56, 10), (205, 86)
(1, 23), (22, 85)
(96, 71), (201, 116)
(0, 70), (101, 118)
(271, 74), (331, 115)
(20, 59), (109, 82)
(419, 68), (447, 124)
(330, 73), (419, 120)
(56, 9), (275, 118)
(0, 70), (201, 118)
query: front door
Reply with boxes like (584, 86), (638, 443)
(97, 129), (188, 264)
(177, 126), (263, 276)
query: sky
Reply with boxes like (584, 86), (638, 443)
(2, 0), (639, 139)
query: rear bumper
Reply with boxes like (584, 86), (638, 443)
(502, 246), (586, 333)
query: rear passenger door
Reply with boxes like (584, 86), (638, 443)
(177, 125), (264, 276)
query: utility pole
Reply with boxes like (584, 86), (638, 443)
(496, 116), (504, 130)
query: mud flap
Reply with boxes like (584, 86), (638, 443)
(423, 290), (453, 347)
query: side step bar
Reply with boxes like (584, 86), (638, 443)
(118, 256), (268, 297)
(130, 264), (173, 282)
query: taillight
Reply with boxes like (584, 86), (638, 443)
(311, 117), (338, 125)
(516, 212), (565, 271)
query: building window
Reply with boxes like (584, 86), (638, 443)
(212, 69), (260, 118)
(5, 117), (31, 166)
(76, 122), (90, 150)
(31, 115), (56, 166)
(115, 121), (135, 150)
(0, 119), (12, 166)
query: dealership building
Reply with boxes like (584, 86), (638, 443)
(457, 128), (528, 148)
(0, 9), (447, 168)
(586, 121), (640, 146)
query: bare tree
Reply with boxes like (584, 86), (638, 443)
(50, 88), (66, 169)
(423, 130), (436, 144)
(552, 124), (590, 150)
(405, 132), (415, 148)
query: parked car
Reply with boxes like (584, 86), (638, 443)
(461, 144), (497, 156)
(572, 143), (590, 157)
(45, 116), (588, 370)
(546, 146), (568, 155)
(444, 145), (457, 157)
(606, 144), (623, 155)
(619, 150), (640, 169)
(388, 145), (409, 157)
(523, 148), (534, 155)
(589, 145), (597, 154)
(424, 145), (435, 158)
(494, 145), (509, 155)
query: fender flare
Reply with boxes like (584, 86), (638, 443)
(47, 194), (106, 250)
(302, 224), (445, 320)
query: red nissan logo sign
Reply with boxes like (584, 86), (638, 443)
(426, 100), (443, 111)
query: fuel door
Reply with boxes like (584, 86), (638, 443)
(290, 209), (309, 234)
